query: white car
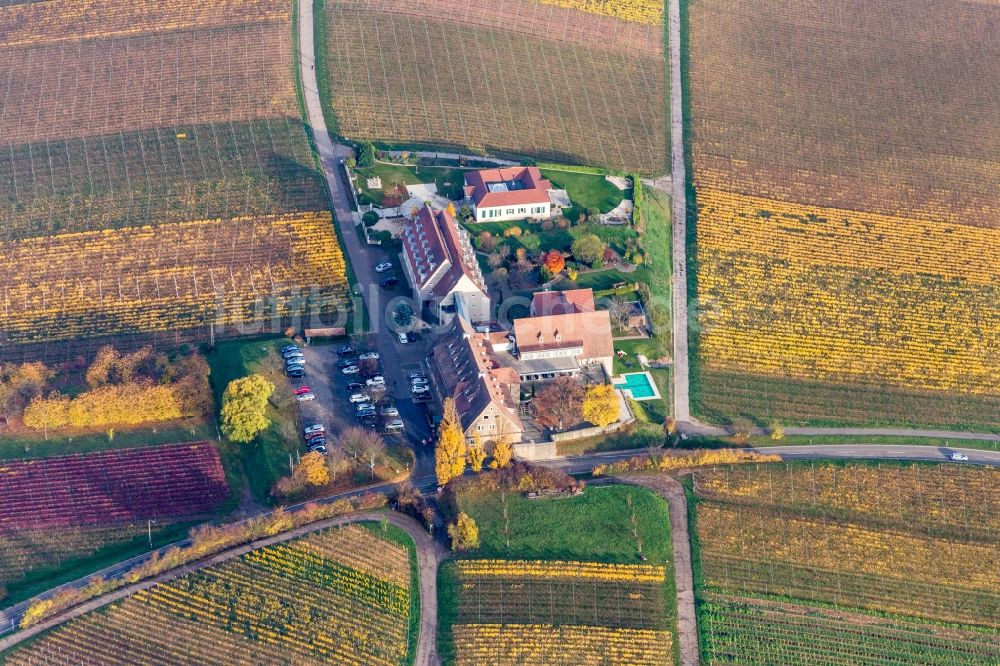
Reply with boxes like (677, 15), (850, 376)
(358, 352), (380, 360)
(950, 452), (969, 462)
(341, 365), (361, 374)
(366, 376), (386, 387)
(349, 393), (370, 404)
(295, 392), (315, 402)
(397, 331), (409, 344)
(375, 262), (393, 273)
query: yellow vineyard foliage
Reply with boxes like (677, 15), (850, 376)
(0, 0), (291, 47)
(534, 0), (662, 24)
(593, 449), (781, 476)
(457, 559), (666, 583)
(697, 504), (1000, 595)
(0, 212), (349, 344)
(694, 463), (1000, 535)
(696, 188), (1000, 394)
(453, 624), (673, 665)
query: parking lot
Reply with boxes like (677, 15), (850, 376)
(283, 338), (436, 462)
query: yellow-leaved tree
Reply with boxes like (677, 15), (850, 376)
(582, 384), (619, 427)
(448, 512), (479, 551)
(435, 398), (467, 485)
(467, 431), (486, 473)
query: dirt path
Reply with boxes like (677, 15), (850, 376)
(617, 474), (699, 666)
(0, 512), (445, 664)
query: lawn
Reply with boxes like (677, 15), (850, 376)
(455, 484), (671, 563)
(540, 167), (627, 219)
(354, 162), (470, 205)
(207, 337), (302, 505)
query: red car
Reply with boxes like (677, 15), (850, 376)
(293, 386), (312, 395)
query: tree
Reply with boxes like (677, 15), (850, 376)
(542, 249), (565, 274)
(535, 376), (584, 431)
(608, 296), (632, 331)
(220, 374), (274, 443)
(571, 234), (606, 266)
(582, 384), (620, 427)
(435, 398), (467, 485)
(337, 425), (377, 460)
(361, 433), (387, 479)
(467, 431), (486, 473)
(447, 512), (479, 551)
(299, 451), (330, 487)
(22, 393), (70, 433)
(358, 140), (376, 167)
(394, 302), (413, 327)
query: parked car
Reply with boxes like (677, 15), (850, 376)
(374, 262), (393, 273)
(384, 419), (404, 433)
(346, 382), (364, 392)
(358, 351), (380, 360)
(337, 345), (355, 356)
(337, 357), (358, 368)
(281, 345), (301, 353)
(293, 386), (312, 395)
(349, 393), (370, 404)
(380, 405), (399, 417)
(379, 276), (398, 288)
(295, 392), (315, 402)
(342, 365), (361, 375)
(304, 424), (325, 435)
(397, 331), (409, 344)
(951, 452), (969, 462)
(366, 376), (386, 387)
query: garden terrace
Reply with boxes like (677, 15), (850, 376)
(0, 441), (228, 530)
(323, 5), (665, 172)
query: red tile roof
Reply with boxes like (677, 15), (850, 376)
(464, 166), (552, 208)
(513, 310), (614, 361)
(530, 288), (596, 316)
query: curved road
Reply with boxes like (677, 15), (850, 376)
(0, 512), (447, 662)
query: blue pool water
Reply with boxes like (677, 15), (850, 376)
(613, 372), (656, 399)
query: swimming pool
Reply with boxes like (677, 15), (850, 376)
(613, 372), (660, 401)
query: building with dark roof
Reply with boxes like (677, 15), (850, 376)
(463, 166), (555, 222)
(429, 317), (524, 444)
(401, 203), (490, 324)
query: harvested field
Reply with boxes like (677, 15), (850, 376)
(323, 2), (666, 173)
(0, 24), (297, 146)
(0, 0), (289, 47)
(687, 0), (1000, 427)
